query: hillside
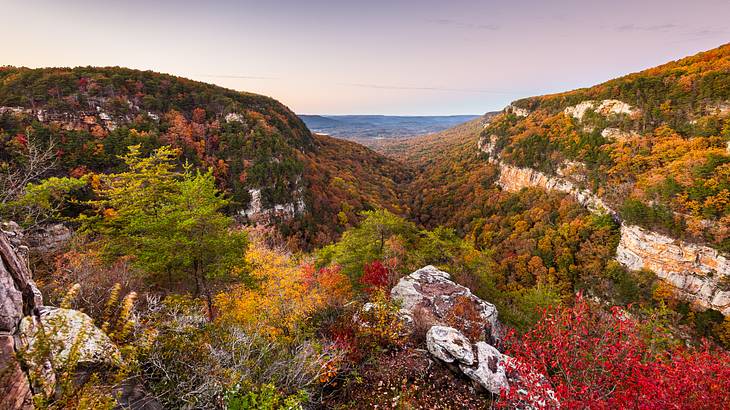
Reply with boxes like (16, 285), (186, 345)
(0, 66), (406, 248)
(489, 44), (730, 250)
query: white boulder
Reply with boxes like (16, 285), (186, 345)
(460, 342), (509, 394)
(426, 326), (474, 365)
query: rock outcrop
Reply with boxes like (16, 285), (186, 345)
(460, 341), (509, 395)
(600, 127), (640, 142)
(564, 99), (639, 120)
(391, 265), (501, 344)
(25, 224), (73, 255)
(426, 326), (475, 365)
(495, 161), (617, 218)
(395, 267), (555, 403)
(241, 187), (306, 222)
(1, 229), (152, 409)
(1, 335), (33, 409)
(0, 230), (43, 334)
(425, 326), (510, 395)
(505, 104), (530, 118)
(617, 224), (730, 314)
(0, 230), (42, 410)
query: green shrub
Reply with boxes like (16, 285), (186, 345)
(225, 383), (307, 410)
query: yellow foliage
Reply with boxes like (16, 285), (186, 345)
(215, 239), (351, 340)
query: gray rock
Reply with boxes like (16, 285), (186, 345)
(391, 265), (501, 343)
(426, 326), (474, 365)
(26, 223), (73, 255)
(460, 342), (509, 394)
(0, 231), (42, 333)
(18, 307), (121, 371)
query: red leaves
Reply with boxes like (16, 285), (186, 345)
(361, 260), (390, 294)
(501, 295), (730, 409)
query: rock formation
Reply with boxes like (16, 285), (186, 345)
(0, 229), (43, 333)
(504, 104), (530, 118)
(25, 224), (73, 255)
(391, 265), (501, 344)
(426, 325), (475, 365)
(1, 334), (33, 409)
(394, 266), (557, 405)
(0, 228), (156, 409)
(19, 307), (122, 370)
(425, 326), (510, 395)
(0, 230), (43, 410)
(600, 127), (640, 142)
(564, 99), (639, 120)
(617, 224), (730, 314)
(479, 135), (616, 219)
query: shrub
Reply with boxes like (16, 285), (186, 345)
(501, 295), (730, 409)
(360, 260), (389, 294)
(225, 383), (307, 410)
(354, 290), (407, 351)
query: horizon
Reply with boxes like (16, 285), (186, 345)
(2, 0), (730, 115)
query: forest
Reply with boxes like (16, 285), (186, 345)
(2, 43), (730, 410)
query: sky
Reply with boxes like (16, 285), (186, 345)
(2, 0), (729, 115)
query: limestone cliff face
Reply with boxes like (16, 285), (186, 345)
(480, 130), (730, 314)
(479, 135), (615, 218)
(495, 162), (616, 218)
(617, 224), (730, 314)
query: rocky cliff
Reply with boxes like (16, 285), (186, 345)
(480, 119), (730, 315)
(0, 226), (159, 409)
(617, 224), (730, 314)
(0, 227), (43, 409)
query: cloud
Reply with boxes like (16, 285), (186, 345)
(614, 23), (680, 32)
(428, 18), (499, 31)
(338, 82), (513, 94)
(611, 22), (727, 42)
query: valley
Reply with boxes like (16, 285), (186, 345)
(2, 43), (730, 409)
(299, 114), (482, 148)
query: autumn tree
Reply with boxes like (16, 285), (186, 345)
(318, 209), (419, 283)
(79, 145), (248, 318)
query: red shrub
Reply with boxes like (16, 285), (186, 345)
(501, 295), (730, 409)
(360, 260), (389, 294)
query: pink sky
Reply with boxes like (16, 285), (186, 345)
(2, 0), (729, 115)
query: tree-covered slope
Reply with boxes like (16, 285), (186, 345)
(0, 66), (407, 248)
(484, 43), (730, 250)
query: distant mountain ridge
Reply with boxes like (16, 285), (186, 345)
(299, 114), (481, 141)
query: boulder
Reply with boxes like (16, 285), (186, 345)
(391, 265), (501, 343)
(426, 326), (474, 365)
(460, 342), (509, 394)
(18, 307), (122, 372)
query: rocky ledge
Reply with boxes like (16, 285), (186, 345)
(391, 265), (501, 344)
(388, 265), (557, 406)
